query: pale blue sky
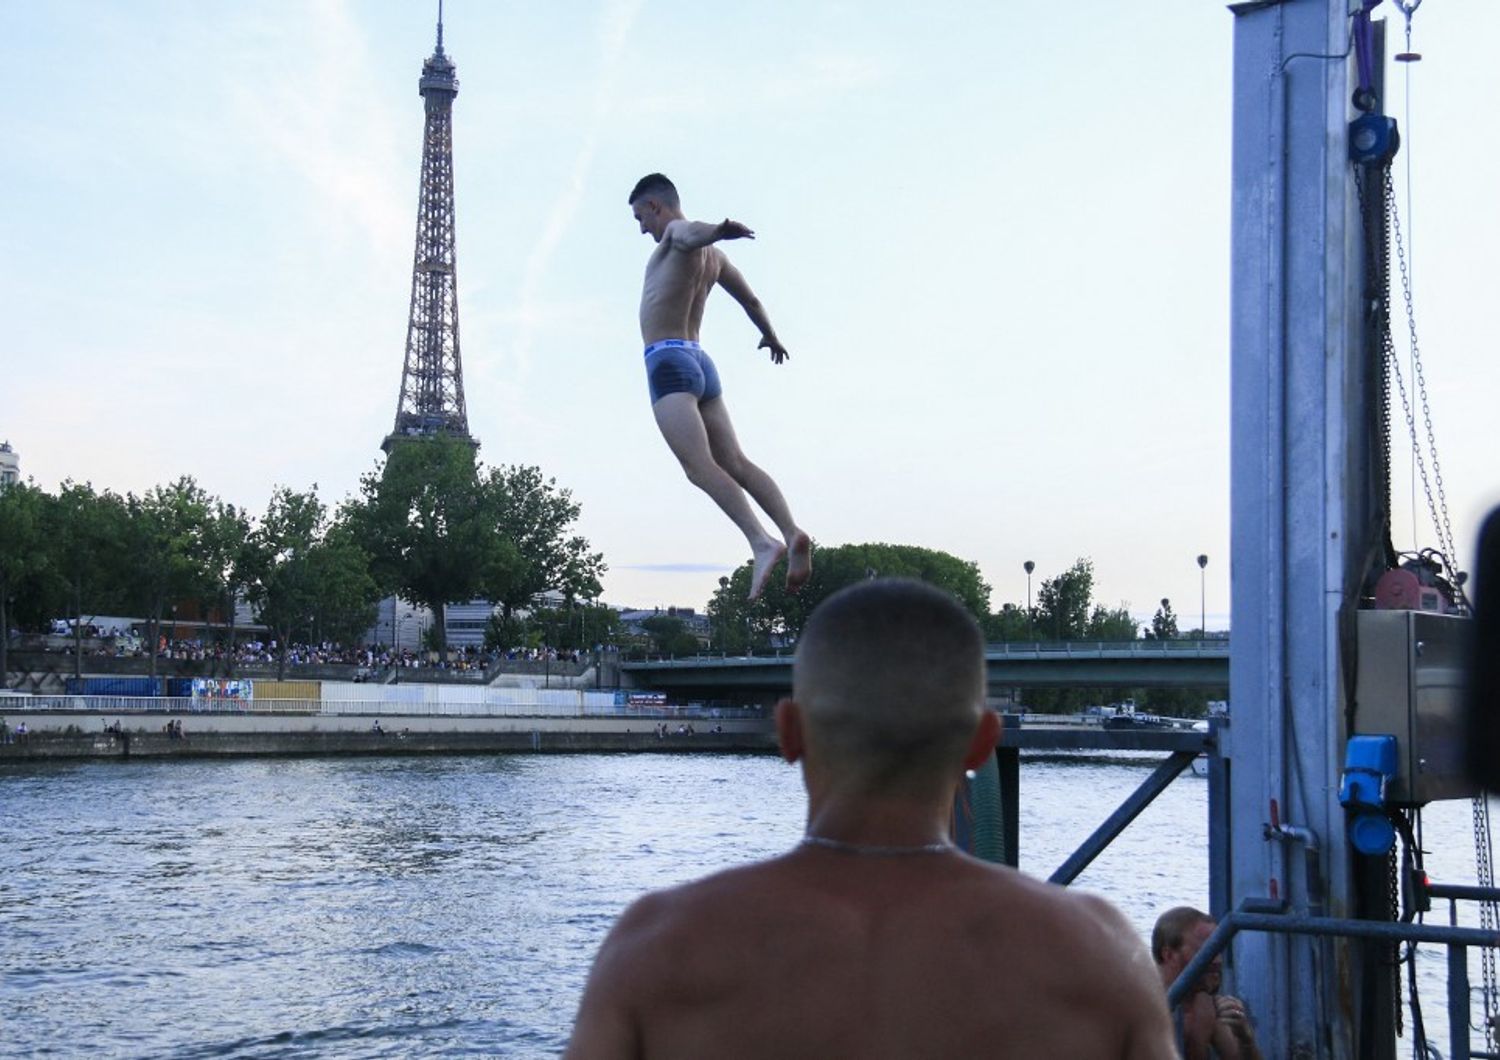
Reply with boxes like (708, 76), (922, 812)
(3, 2), (1496, 628)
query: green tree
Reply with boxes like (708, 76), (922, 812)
(484, 612), (533, 653)
(983, 602), (1033, 643)
(198, 500), (258, 676)
(0, 482), (52, 684)
(576, 602), (621, 651)
(523, 601), (621, 652)
(640, 614), (702, 657)
(1034, 559), (1096, 642)
(304, 520), (381, 650)
(1146, 598), (1179, 640)
(45, 482), (130, 678)
(708, 541), (993, 652)
(346, 440), (607, 651)
(346, 438), (517, 651)
(1087, 603), (1141, 641)
(479, 464), (607, 619)
(250, 486), (325, 680)
(124, 477), (215, 679)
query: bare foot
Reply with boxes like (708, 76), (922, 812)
(785, 531), (812, 593)
(748, 540), (787, 600)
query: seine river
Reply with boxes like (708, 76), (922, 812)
(1, 753), (1492, 1057)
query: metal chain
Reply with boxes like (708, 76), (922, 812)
(1388, 843), (1405, 1037)
(1474, 795), (1498, 1051)
(1383, 342), (1437, 553)
(1356, 165), (1396, 549)
(1374, 164), (1493, 1045)
(1384, 168), (1460, 570)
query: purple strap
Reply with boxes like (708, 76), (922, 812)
(1354, 0), (1384, 98)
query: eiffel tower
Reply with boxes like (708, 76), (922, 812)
(383, 3), (475, 454)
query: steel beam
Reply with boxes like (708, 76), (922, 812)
(1048, 751), (1198, 886)
(1228, 0), (1377, 1054)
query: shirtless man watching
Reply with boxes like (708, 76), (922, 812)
(628, 173), (811, 600)
(566, 578), (1178, 1059)
(1153, 906), (1263, 1059)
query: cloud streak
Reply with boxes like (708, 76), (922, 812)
(224, 0), (412, 268)
(507, 0), (644, 379)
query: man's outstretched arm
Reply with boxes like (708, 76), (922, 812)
(664, 217), (755, 250)
(716, 257), (788, 364)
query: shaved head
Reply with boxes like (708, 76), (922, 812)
(628, 172), (679, 208)
(793, 579), (986, 791)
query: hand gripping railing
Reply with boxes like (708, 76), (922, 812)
(1168, 898), (1500, 1060)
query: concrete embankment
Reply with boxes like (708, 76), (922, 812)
(0, 712), (776, 761)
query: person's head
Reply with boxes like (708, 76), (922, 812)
(778, 578), (997, 797)
(628, 173), (680, 242)
(1152, 906), (1220, 992)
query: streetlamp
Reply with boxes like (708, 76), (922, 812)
(1196, 554), (1209, 638)
(1023, 560), (1035, 641)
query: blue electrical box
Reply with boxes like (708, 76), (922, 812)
(1340, 734), (1398, 855)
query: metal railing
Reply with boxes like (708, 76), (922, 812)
(628, 638), (1231, 666)
(987, 638), (1230, 657)
(0, 696), (763, 720)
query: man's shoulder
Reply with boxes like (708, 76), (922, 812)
(957, 861), (1145, 959)
(658, 219), (694, 250)
(609, 858), (790, 938)
(588, 859), (793, 992)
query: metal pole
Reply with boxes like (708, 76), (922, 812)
(1450, 944), (1472, 1060)
(1427, 883), (1500, 904)
(1024, 560), (1034, 641)
(1197, 554), (1208, 636)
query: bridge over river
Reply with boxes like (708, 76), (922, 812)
(620, 639), (1229, 701)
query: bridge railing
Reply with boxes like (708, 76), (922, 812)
(987, 638), (1230, 656)
(627, 638), (1231, 666)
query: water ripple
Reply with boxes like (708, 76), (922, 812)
(1, 753), (1488, 1054)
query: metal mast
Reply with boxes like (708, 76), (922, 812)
(383, 2), (474, 453)
(1223, 3), (1384, 1054)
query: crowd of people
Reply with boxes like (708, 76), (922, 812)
(19, 631), (601, 675)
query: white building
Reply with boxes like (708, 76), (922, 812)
(443, 599), (499, 650)
(366, 596), (436, 653)
(0, 441), (18, 490)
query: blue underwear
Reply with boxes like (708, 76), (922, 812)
(644, 339), (722, 405)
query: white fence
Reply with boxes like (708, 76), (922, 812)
(7, 694), (648, 719)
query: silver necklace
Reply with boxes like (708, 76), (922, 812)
(800, 834), (955, 856)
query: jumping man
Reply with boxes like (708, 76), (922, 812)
(628, 173), (811, 600)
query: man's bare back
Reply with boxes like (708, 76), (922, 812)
(627, 173), (808, 598)
(567, 579), (1176, 1058)
(569, 848), (1176, 1059)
